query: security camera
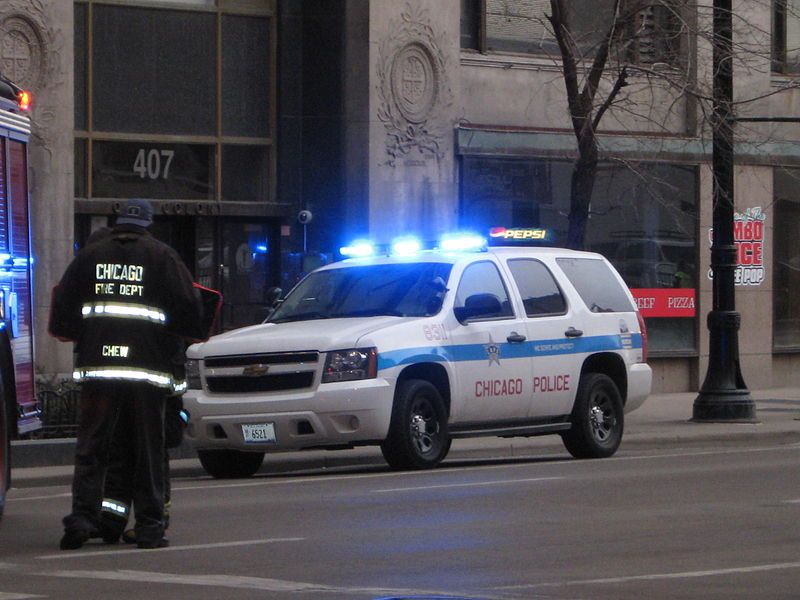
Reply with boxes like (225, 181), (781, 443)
(298, 210), (313, 225)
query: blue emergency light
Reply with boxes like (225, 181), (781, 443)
(339, 240), (376, 258)
(391, 236), (422, 256)
(438, 232), (486, 252)
(340, 231), (493, 259)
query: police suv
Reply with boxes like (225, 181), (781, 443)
(184, 230), (651, 478)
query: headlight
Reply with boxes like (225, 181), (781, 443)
(185, 359), (202, 389)
(322, 347), (377, 383)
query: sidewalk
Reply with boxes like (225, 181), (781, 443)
(11, 388), (800, 485)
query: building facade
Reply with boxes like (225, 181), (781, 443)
(4, 0), (800, 393)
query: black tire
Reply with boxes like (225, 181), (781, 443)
(197, 449), (265, 479)
(561, 373), (624, 459)
(380, 379), (451, 470)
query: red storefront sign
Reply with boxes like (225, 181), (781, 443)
(630, 288), (696, 318)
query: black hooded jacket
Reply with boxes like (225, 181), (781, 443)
(49, 224), (204, 391)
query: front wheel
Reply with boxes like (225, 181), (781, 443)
(197, 449), (265, 479)
(561, 373), (624, 459)
(381, 379), (451, 470)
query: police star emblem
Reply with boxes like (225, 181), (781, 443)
(484, 335), (501, 366)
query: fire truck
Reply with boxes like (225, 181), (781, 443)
(0, 75), (38, 518)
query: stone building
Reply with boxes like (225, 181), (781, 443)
(4, 0), (800, 393)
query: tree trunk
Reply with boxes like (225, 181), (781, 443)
(565, 134), (598, 250)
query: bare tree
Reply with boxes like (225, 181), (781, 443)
(547, 0), (686, 249)
(542, 0), (790, 249)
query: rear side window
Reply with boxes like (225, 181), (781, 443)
(556, 257), (635, 313)
(507, 259), (567, 316)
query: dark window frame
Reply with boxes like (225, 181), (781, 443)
(461, 0), (688, 67)
(772, 0), (800, 74)
(73, 0), (276, 208)
(773, 168), (800, 352)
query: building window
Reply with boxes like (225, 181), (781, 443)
(774, 169), (800, 350)
(74, 1), (275, 205)
(460, 157), (698, 354)
(462, 0), (686, 66)
(773, 0), (800, 73)
(461, 0), (483, 50)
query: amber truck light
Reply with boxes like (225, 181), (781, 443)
(17, 90), (31, 111)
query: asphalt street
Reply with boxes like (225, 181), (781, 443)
(2, 389), (800, 599)
(1, 440), (799, 600)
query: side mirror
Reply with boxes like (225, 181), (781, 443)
(454, 293), (502, 324)
(265, 286), (283, 308)
(263, 287), (283, 322)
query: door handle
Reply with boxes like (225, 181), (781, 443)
(507, 332), (526, 343)
(565, 327), (583, 338)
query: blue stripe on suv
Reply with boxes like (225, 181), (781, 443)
(377, 333), (643, 371)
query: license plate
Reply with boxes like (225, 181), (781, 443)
(241, 423), (276, 444)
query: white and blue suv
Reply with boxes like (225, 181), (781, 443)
(184, 233), (651, 478)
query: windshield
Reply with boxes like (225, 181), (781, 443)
(269, 262), (453, 323)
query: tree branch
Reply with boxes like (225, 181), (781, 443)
(593, 66), (629, 130)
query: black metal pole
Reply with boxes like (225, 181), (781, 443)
(693, 0), (756, 421)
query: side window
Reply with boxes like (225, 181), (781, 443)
(507, 259), (567, 317)
(556, 257), (635, 313)
(454, 261), (514, 321)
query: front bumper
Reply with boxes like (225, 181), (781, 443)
(183, 378), (394, 452)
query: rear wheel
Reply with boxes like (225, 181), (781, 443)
(561, 373), (624, 459)
(381, 379), (451, 470)
(197, 449), (265, 479)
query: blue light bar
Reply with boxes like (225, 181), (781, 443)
(438, 233), (487, 252)
(340, 240), (375, 258)
(391, 237), (422, 256)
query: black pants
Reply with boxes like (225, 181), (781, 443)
(101, 396), (184, 535)
(62, 381), (166, 544)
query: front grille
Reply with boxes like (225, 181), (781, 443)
(205, 352), (319, 368)
(206, 371), (315, 394)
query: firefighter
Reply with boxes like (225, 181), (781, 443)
(50, 198), (205, 550)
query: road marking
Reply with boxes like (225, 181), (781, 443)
(783, 498), (800, 504)
(373, 476), (563, 493)
(498, 561), (800, 589)
(0, 594), (46, 599)
(35, 569), (482, 599)
(36, 537), (304, 560)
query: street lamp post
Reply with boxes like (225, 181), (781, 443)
(692, 0), (757, 421)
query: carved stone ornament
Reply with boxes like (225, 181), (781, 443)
(0, 5), (48, 90)
(377, 4), (453, 167)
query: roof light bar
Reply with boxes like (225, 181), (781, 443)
(391, 237), (422, 256)
(439, 233), (487, 252)
(340, 240), (375, 258)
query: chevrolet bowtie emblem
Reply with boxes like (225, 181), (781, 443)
(242, 364), (269, 377)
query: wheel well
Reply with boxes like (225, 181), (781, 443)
(396, 363), (451, 416)
(581, 353), (627, 404)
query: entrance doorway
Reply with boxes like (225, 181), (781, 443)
(196, 218), (279, 330)
(77, 214), (280, 333)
